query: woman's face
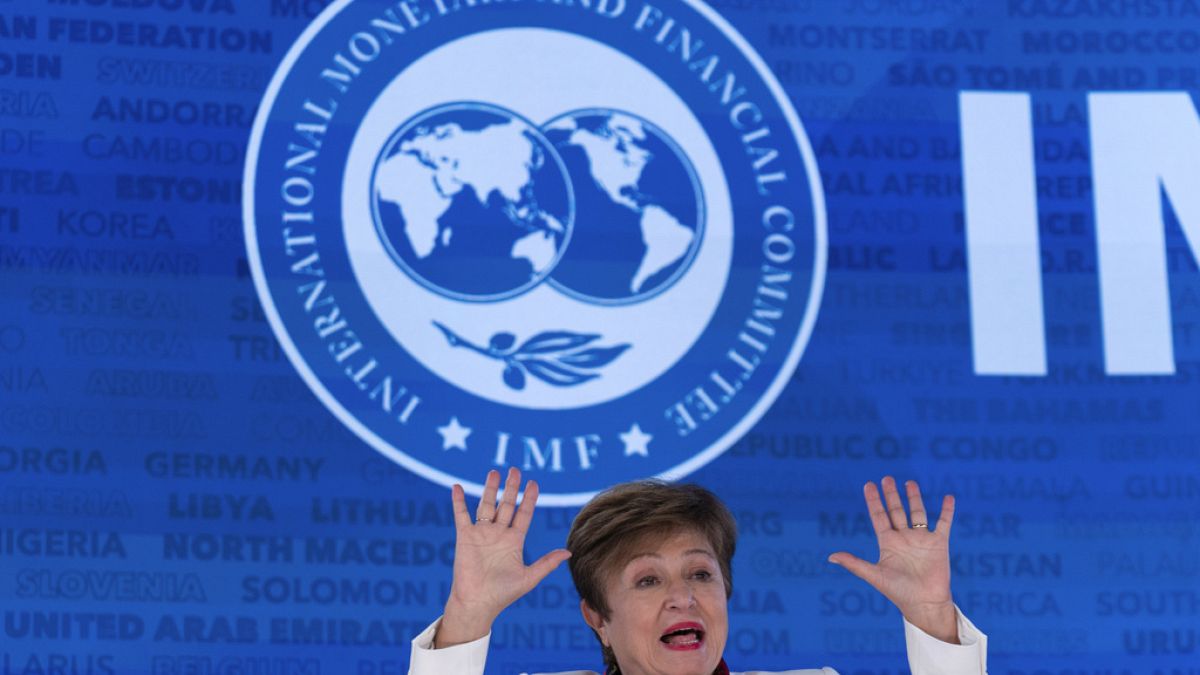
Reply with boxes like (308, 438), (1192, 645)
(582, 529), (729, 675)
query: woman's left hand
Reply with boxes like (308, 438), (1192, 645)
(828, 476), (959, 643)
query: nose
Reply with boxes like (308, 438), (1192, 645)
(664, 577), (697, 610)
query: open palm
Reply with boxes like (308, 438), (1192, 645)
(829, 476), (958, 643)
(438, 468), (570, 648)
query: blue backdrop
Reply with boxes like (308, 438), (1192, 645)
(1, 1), (1198, 674)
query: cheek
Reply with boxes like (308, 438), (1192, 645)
(700, 582), (728, 604)
(605, 594), (655, 641)
(700, 588), (729, 625)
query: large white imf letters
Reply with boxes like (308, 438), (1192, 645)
(961, 91), (1200, 376)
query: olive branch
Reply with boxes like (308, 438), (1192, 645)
(433, 321), (630, 390)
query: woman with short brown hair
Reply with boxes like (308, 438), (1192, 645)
(567, 479), (739, 673)
(410, 468), (987, 674)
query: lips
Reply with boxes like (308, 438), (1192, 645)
(660, 621), (705, 651)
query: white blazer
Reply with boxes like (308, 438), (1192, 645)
(528, 670), (833, 675)
(408, 608), (988, 675)
(528, 670), (834, 675)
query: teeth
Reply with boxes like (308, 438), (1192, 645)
(661, 629), (703, 645)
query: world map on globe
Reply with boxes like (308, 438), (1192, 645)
(372, 104), (573, 301)
(544, 109), (703, 304)
(371, 103), (702, 304)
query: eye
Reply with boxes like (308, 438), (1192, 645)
(691, 569), (713, 581)
(636, 575), (659, 588)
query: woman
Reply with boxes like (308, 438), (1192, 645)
(409, 468), (987, 674)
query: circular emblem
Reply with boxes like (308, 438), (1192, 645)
(245, 0), (826, 505)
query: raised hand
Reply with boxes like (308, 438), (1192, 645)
(828, 476), (959, 643)
(435, 467), (571, 648)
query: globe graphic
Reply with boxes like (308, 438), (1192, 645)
(371, 103), (574, 302)
(543, 109), (704, 305)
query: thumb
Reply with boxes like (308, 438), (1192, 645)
(828, 552), (882, 589)
(527, 548), (572, 587)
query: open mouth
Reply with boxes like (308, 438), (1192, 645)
(660, 623), (705, 651)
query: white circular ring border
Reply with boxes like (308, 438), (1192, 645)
(242, 0), (828, 506)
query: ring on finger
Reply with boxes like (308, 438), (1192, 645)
(912, 522), (927, 529)
(476, 513), (494, 524)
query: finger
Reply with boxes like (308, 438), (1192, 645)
(476, 469), (500, 522)
(526, 548), (572, 589)
(880, 476), (909, 529)
(495, 467), (521, 527)
(828, 552), (882, 589)
(905, 480), (928, 528)
(511, 479), (539, 535)
(935, 494), (955, 536)
(863, 482), (892, 534)
(451, 484), (471, 531)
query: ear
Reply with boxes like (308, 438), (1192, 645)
(580, 599), (608, 644)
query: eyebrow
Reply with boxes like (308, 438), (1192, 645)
(627, 548), (716, 562)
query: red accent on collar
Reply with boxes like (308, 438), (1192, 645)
(714, 659), (731, 675)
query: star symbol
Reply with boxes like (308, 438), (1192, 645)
(437, 417), (472, 451)
(620, 423), (652, 457)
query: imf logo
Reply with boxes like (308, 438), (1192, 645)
(244, 0), (826, 504)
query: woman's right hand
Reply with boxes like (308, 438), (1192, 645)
(435, 467), (571, 648)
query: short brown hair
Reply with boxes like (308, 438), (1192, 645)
(566, 480), (737, 670)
